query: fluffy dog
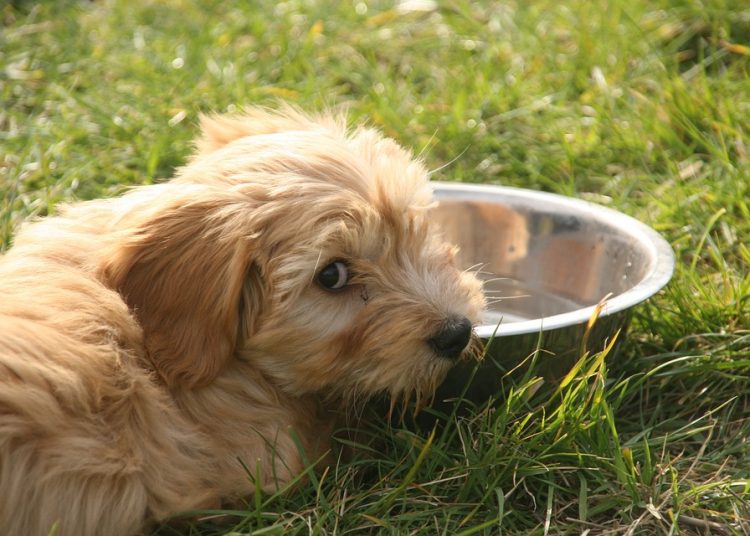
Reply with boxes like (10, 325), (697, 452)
(0, 106), (484, 535)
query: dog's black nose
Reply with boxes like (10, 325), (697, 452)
(428, 315), (473, 360)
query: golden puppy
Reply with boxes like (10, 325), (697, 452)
(0, 107), (484, 535)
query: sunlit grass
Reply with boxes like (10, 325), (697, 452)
(2, 0), (750, 533)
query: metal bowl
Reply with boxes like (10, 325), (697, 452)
(430, 181), (675, 404)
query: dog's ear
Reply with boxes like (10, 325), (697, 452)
(194, 105), (346, 156)
(102, 187), (264, 388)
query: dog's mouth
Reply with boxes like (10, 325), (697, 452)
(385, 333), (484, 421)
(462, 332), (485, 362)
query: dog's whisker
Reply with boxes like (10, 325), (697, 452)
(415, 128), (439, 160)
(463, 262), (488, 275)
(310, 249), (324, 285)
(479, 277), (514, 286)
(485, 294), (531, 301)
(482, 298), (509, 305)
(427, 145), (470, 176)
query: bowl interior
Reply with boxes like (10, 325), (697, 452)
(430, 184), (672, 336)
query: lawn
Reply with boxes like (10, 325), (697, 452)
(2, 0), (750, 534)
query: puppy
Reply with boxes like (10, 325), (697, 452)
(0, 106), (484, 535)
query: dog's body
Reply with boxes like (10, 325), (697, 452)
(0, 108), (483, 535)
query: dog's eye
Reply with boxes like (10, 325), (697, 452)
(317, 261), (349, 291)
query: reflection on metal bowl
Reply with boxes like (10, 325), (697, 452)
(430, 182), (675, 406)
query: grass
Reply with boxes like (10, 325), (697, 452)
(2, 0), (750, 533)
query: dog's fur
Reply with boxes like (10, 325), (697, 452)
(0, 107), (484, 535)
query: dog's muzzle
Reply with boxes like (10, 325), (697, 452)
(427, 315), (473, 360)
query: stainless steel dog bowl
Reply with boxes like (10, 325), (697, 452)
(430, 181), (675, 403)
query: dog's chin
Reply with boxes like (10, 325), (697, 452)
(397, 337), (483, 414)
(328, 333), (484, 418)
(370, 353), (464, 419)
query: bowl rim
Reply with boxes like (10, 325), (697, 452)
(431, 181), (676, 339)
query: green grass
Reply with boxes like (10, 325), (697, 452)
(3, 0), (750, 533)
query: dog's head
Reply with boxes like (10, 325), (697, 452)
(102, 107), (484, 406)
